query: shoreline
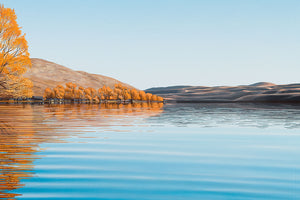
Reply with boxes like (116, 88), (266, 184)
(1, 99), (299, 105)
(170, 99), (300, 103)
(0, 99), (165, 105)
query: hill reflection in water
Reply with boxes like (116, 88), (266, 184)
(0, 103), (163, 199)
(148, 103), (300, 129)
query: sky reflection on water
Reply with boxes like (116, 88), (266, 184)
(0, 103), (299, 199)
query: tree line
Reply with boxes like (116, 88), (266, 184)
(44, 83), (163, 103)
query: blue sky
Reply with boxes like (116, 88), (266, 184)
(2, 0), (300, 89)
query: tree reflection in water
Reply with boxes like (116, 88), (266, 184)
(0, 102), (163, 199)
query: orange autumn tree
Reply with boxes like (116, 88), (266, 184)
(43, 87), (53, 99)
(0, 4), (32, 99)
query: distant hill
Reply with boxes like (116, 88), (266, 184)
(24, 58), (135, 96)
(146, 83), (300, 103)
(248, 82), (276, 87)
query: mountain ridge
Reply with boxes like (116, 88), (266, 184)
(145, 83), (300, 103)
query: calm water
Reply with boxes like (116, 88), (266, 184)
(0, 103), (300, 200)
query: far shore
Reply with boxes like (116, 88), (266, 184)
(145, 82), (300, 103)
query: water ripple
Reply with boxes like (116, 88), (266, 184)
(0, 103), (300, 199)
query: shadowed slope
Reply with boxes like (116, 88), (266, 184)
(146, 83), (300, 103)
(24, 58), (135, 96)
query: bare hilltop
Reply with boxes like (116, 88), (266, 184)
(24, 58), (134, 96)
(146, 82), (300, 103)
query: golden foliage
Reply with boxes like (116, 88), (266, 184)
(43, 87), (53, 99)
(0, 4), (32, 99)
(44, 83), (164, 103)
(0, 74), (33, 98)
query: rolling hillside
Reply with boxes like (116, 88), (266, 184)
(24, 58), (135, 96)
(146, 82), (300, 103)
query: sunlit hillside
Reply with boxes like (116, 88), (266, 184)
(24, 58), (135, 96)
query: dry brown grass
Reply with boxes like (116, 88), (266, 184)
(24, 58), (135, 96)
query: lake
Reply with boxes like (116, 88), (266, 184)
(0, 103), (300, 199)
